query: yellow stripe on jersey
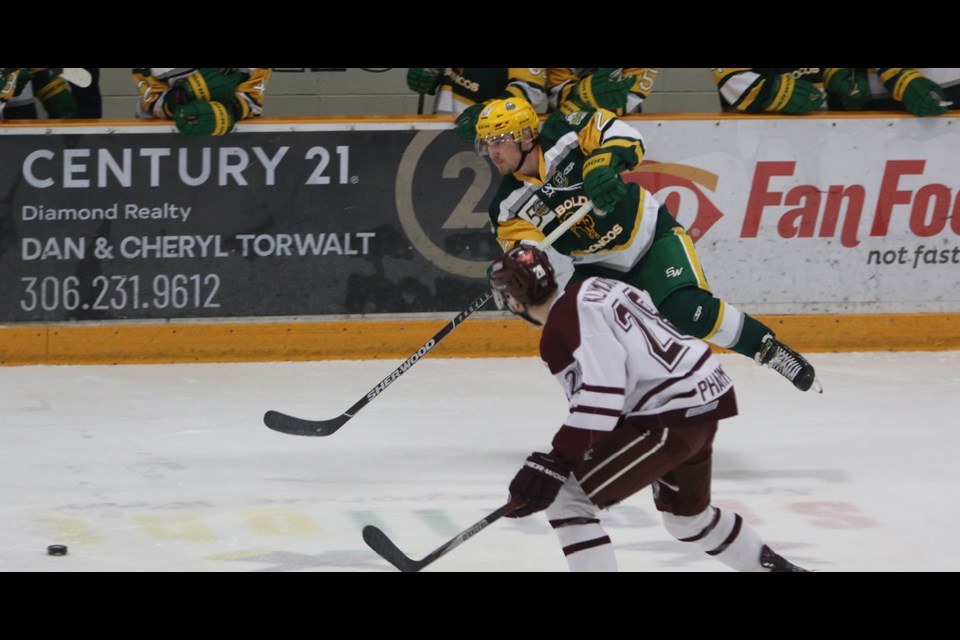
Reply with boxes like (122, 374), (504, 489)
(578, 119), (604, 152)
(600, 137), (644, 157)
(710, 68), (767, 111)
(496, 218), (545, 251)
(711, 68), (753, 82)
(507, 68), (546, 85)
(576, 110), (644, 164)
(237, 68), (270, 106)
(623, 68), (659, 98)
(673, 225), (711, 291)
(504, 85), (526, 101)
(133, 71), (171, 115)
(738, 81), (766, 111)
(234, 68), (271, 119)
(548, 68), (578, 88)
(704, 299), (726, 342)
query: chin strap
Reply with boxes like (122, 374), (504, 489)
(509, 300), (543, 327)
(514, 136), (539, 173)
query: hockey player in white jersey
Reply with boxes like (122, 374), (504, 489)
(488, 245), (808, 572)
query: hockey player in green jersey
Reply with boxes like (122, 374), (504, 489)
(475, 96), (821, 392)
(711, 68), (828, 114)
(406, 68), (546, 141)
(547, 68), (659, 115)
(713, 67), (954, 117)
(824, 68), (954, 116)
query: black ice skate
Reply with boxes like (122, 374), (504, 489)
(756, 334), (822, 393)
(760, 545), (809, 572)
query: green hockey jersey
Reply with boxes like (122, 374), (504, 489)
(488, 107), (663, 274)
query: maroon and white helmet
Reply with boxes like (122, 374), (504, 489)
(489, 245), (557, 306)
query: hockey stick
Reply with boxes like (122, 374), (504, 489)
(417, 69), (445, 115)
(2, 68), (92, 88)
(51, 68), (93, 88)
(263, 200), (594, 437)
(363, 497), (526, 572)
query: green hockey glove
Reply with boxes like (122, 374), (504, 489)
(571, 68), (632, 113)
(884, 69), (950, 116)
(824, 68), (868, 110)
(454, 101), (486, 142)
(174, 100), (235, 136)
(0, 69), (20, 102)
(407, 67), (443, 95)
(762, 74), (825, 114)
(14, 68), (33, 93)
(32, 71), (77, 118)
(180, 68), (243, 105)
(583, 151), (627, 213)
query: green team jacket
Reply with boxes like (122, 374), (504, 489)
(488, 107), (664, 274)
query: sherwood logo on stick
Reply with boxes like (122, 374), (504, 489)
(367, 339), (437, 400)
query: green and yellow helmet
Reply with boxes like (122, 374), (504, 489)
(474, 97), (539, 156)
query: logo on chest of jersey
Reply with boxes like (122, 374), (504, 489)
(785, 68), (821, 80)
(555, 161), (576, 186)
(541, 162), (579, 196)
(444, 69), (480, 93)
(522, 199), (555, 230)
(554, 195), (590, 219)
(574, 221), (623, 253)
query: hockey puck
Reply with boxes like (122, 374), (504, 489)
(47, 545), (68, 556)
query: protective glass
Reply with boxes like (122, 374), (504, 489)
(475, 132), (518, 157)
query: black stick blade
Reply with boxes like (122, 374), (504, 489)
(262, 410), (350, 437)
(362, 526), (422, 572)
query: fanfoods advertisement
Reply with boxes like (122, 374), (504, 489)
(1, 115), (958, 322)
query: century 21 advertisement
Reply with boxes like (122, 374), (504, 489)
(1, 115), (959, 323)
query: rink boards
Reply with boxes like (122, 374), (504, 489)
(3, 312), (959, 365)
(2, 114), (959, 365)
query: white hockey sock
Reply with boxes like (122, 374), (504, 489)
(662, 506), (768, 572)
(550, 517), (617, 572)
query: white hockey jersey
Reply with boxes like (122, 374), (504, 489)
(541, 277), (738, 467)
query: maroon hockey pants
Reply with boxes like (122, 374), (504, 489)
(577, 419), (718, 516)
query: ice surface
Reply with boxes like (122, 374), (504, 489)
(3, 350), (959, 572)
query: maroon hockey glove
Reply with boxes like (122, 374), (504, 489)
(505, 452), (570, 518)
